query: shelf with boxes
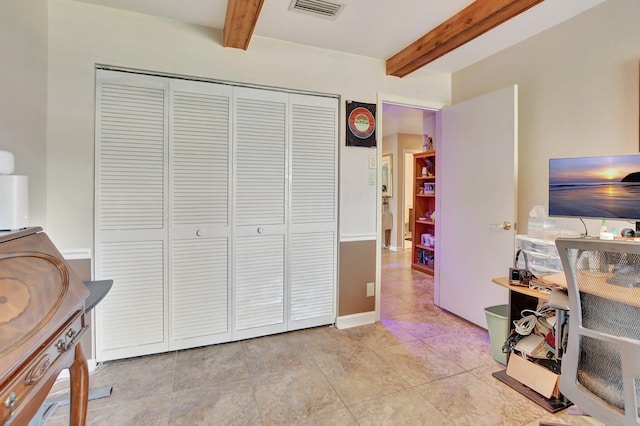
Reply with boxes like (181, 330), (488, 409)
(412, 151), (436, 275)
(515, 234), (564, 277)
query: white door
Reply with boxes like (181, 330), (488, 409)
(233, 87), (288, 340)
(94, 71), (170, 361)
(168, 80), (233, 349)
(438, 85), (517, 328)
(288, 94), (338, 330)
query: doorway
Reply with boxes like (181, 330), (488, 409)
(380, 104), (437, 252)
(376, 95), (444, 321)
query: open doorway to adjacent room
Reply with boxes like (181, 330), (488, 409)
(378, 101), (439, 320)
(380, 103), (437, 254)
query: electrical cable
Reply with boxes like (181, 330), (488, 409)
(579, 217), (588, 237)
(513, 306), (554, 336)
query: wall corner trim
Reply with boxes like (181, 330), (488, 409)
(335, 311), (376, 329)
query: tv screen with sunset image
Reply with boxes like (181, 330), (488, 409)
(549, 154), (640, 220)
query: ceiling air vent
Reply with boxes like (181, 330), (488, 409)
(288, 0), (345, 20)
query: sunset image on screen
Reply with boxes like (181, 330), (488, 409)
(549, 155), (640, 220)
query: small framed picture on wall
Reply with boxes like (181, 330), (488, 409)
(346, 101), (376, 147)
(381, 154), (392, 197)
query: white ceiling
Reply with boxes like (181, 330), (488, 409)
(75, 0), (606, 73)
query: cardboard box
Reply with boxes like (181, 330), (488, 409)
(506, 354), (560, 399)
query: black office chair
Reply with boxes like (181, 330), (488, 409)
(555, 238), (640, 426)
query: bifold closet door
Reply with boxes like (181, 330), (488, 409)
(288, 94), (338, 329)
(95, 70), (339, 360)
(233, 87), (288, 340)
(94, 70), (170, 361)
(169, 80), (232, 349)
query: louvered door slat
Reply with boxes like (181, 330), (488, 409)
(235, 91), (287, 226)
(97, 240), (165, 353)
(97, 81), (166, 231)
(171, 238), (228, 341)
(291, 101), (337, 224)
(171, 87), (230, 226)
(290, 232), (336, 322)
(235, 235), (285, 331)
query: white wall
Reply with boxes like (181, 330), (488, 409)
(46, 0), (451, 249)
(423, 112), (436, 144)
(452, 0), (640, 237)
(381, 134), (398, 247)
(0, 1), (48, 227)
(403, 151), (414, 235)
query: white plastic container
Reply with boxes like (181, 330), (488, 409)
(0, 175), (29, 230)
(515, 234), (563, 276)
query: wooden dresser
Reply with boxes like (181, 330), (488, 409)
(0, 227), (89, 425)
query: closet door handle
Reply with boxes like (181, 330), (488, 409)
(196, 229), (203, 237)
(257, 227), (263, 234)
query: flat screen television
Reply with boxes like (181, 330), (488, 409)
(549, 154), (640, 221)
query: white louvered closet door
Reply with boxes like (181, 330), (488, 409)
(169, 80), (233, 349)
(233, 87), (288, 340)
(288, 94), (338, 330)
(94, 70), (170, 361)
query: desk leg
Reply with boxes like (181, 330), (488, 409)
(69, 343), (89, 426)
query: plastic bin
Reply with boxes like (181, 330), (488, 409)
(485, 304), (509, 365)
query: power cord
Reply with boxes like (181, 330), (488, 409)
(513, 306), (554, 336)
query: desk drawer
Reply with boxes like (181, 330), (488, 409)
(0, 311), (85, 425)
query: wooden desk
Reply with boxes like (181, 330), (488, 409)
(0, 227), (89, 425)
(491, 276), (571, 413)
(491, 276), (554, 334)
(542, 271), (640, 307)
(492, 276), (554, 299)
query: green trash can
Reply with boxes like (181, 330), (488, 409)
(484, 304), (509, 365)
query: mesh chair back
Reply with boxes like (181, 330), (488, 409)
(556, 238), (640, 426)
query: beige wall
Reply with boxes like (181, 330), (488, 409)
(0, 1), (48, 228)
(452, 0), (640, 236)
(339, 240), (376, 315)
(45, 0), (451, 250)
(13, 0), (633, 322)
(381, 131), (431, 251)
(41, 0), (451, 320)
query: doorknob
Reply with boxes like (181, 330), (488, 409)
(490, 221), (512, 230)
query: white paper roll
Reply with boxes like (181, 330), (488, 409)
(0, 150), (15, 175)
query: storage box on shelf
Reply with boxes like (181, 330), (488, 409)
(527, 218), (556, 240)
(515, 234), (563, 277)
(412, 151), (436, 275)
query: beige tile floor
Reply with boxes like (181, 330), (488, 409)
(44, 249), (604, 425)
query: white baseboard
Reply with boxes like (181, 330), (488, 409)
(335, 311), (376, 329)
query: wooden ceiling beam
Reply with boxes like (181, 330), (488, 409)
(223, 0), (265, 50)
(386, 0), (544, 77)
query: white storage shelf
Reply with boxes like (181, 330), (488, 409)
(515, 235), (563, 276)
